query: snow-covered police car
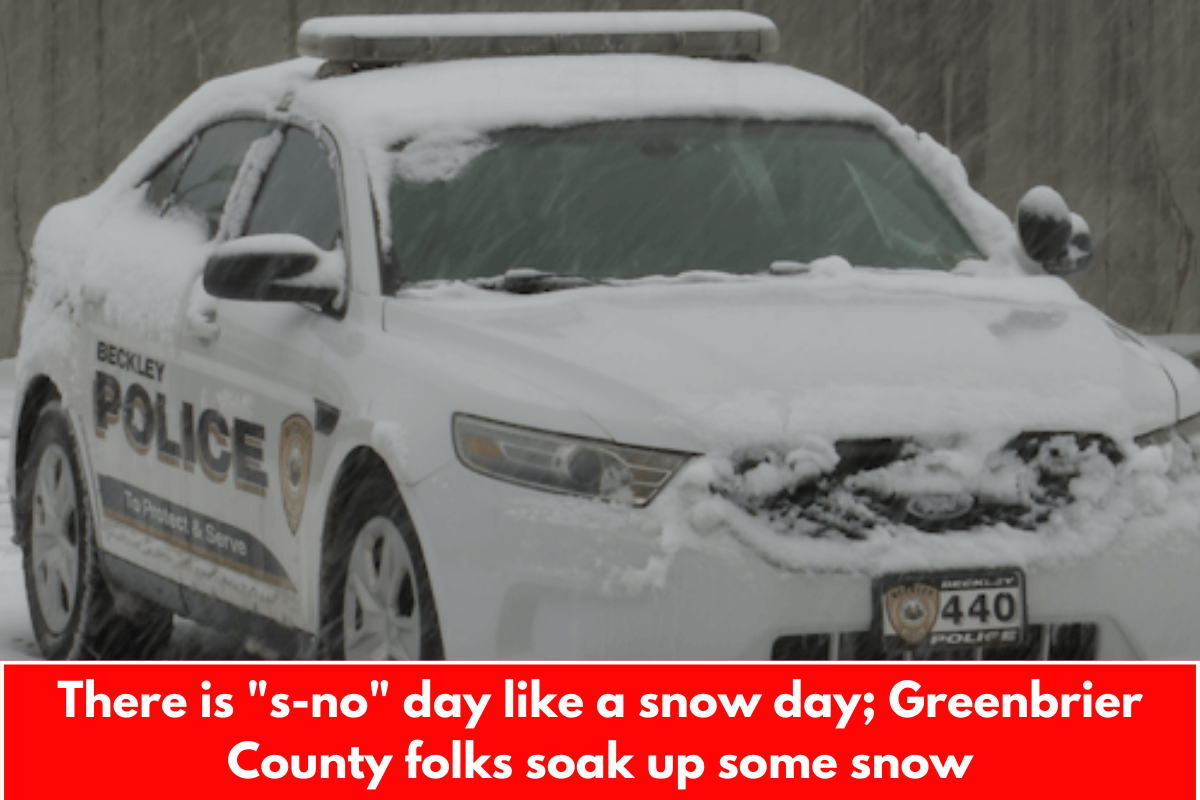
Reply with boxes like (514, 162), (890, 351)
(12, 12), (1200, 661)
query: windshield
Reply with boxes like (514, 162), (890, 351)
(384, 120), (982, 291)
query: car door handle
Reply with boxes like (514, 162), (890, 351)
(186, 303), (220, 343)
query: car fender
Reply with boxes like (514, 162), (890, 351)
(303, 420), (451, 640)
(11, 371), (104, 558)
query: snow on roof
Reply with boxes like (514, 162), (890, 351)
(295, 54), (890, 146)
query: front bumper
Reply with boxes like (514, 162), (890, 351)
(404, 461), (1200, 660)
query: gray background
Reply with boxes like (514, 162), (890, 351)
(1, 0), (1196, 356)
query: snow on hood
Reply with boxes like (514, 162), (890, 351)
(389, 269), (1200, 578)
(390, 268), (1174, 450)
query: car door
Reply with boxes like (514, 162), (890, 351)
(174, 123), (346, 630)
(85, 118), (272, 594)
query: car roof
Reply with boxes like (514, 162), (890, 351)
(294, 53), (893, 151)
(104, 53), (892, 195)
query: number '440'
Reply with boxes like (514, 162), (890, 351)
(941, 593), (1017, 626)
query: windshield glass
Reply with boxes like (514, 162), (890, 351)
(384, 120), (982, 290)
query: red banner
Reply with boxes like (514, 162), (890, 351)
(4, 663), (1195, 797)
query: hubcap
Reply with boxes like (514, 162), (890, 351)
(342, 517), (420, 660)
(30, 444), (80, 634)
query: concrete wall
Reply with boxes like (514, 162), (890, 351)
(1, 0), (1198, 356)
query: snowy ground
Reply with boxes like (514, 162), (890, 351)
(0, 359), (255, 660)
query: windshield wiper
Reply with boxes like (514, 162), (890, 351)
(470, 269), (606, 295)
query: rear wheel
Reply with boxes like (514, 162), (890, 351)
(17, 403), (172, 659)
(320, 472), (442, 660)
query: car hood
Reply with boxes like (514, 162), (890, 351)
(383, 271), (1177, 453)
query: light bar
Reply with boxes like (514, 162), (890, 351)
(297, 12), (779, 65)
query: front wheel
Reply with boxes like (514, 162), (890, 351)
(17, 402), (172, 659)
(319, 473), (442, 660)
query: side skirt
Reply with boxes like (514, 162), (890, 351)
(99, 552), (313, 658)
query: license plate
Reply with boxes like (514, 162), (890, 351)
(874, 568), (1026, 652)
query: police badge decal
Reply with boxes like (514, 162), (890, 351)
(885, 583), (939, 644)
(280, 414), (313, 534)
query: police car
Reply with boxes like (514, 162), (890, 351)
(12, 11), (1200, 661)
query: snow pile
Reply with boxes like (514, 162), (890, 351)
(617, 433), (1200, 586)
(700, 434), (1116, 537)
(304, 53), (886, 144)
(1017, 185), (1071, 220)
(394, 266), (1177, 447)
(884, 123), (1028, 274)
(17, 189), (215, 404)
(373, 130), (496, 250)
(394, 130), (494, 184)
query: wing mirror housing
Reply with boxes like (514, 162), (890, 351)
(1016, 186), (1093, 276)
(203, 234), (345, 312)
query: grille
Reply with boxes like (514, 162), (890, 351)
(772, 623), (1098, 661)
(718, 433), (1122, 538)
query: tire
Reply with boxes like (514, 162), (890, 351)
(16, 402), (173, 660)
(319, 471), (443, 660)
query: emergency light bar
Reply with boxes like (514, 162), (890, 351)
(297, 11), (779, 67)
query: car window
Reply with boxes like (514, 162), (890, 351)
(170, 119), (271, 238)
(385, 120), (982, 287)
(244, 126), (342, 250)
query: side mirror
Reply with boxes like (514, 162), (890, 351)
(203, 234), (344, 311)
(1016, 186), (1093, 276)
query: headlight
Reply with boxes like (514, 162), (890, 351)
(1135, 411), (1200, 447)
(453, 414), (691, 506)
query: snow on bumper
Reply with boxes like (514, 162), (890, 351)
(403, 461), (1200, 660)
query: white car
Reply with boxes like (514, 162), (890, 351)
(12, 11), (1200, 661)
